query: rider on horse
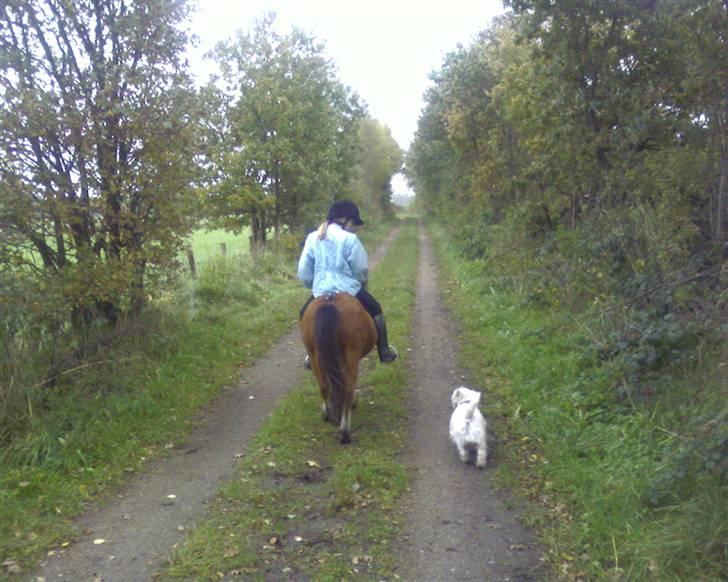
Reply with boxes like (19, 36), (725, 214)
(297, 200), (398, 364)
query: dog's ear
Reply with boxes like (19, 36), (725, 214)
(451, 387), (463, 406)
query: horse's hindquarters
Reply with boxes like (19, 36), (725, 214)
(299, 294), (376, 443)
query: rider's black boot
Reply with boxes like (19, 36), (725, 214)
(373, 314), (398, 363)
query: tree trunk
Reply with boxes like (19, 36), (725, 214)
(249, 212), (267, 254)
(273, 165), (282, 245)
(130, 258), (147, 318)
(716, 110), (727, 244)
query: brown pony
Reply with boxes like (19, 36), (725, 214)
(300, 293), (377, 444)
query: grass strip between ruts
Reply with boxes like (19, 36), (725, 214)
(162, 218), (419, 580)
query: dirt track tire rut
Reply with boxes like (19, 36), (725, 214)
(397, 222), (545, 581)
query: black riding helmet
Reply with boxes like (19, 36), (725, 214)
(327, 200), (364, 226)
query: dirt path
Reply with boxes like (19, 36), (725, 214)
(397, 223), (545, 581)
(31, 230), (400, 582)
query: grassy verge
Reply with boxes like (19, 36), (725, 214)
(0, 222), (392, 576)
(428, 221), (726, 580)
(160, 218), (419, 580)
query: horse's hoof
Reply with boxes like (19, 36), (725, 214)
(340, 433), (351, 445)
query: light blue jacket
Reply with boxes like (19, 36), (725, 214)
(297, 222), (368, 297)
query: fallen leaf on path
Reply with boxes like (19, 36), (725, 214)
(306, 460), (319, 468)
(228, 568), (257, 576)
(93, 539), (106, 545)
(2, 560), (21, 574)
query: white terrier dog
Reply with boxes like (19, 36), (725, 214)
(449, 386), (487, 468)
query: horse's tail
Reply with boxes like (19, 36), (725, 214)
(314, 302), (346, 421)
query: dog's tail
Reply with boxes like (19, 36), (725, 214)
(464, 392), (482, 420)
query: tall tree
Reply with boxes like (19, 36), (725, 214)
(406, 73), (461, 217)
(209, 15), (363, 249)
(349, 117), (403, 221)
(505, 0), (727, 244)
(0, 0), (202, 325)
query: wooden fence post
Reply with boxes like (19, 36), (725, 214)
(186, 245), (197, 278)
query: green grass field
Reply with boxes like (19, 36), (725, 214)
(185, 227), (251, 263)
(14, 226), (251, 270)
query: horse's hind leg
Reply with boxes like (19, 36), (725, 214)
(339, 406), (352, 444)
(313, 363), (332, 422)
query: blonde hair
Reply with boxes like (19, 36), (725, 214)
(317, 221), (329, 240)
(317, 218), (349, 240)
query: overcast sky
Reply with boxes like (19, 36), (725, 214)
(185, 0), (506, 196)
